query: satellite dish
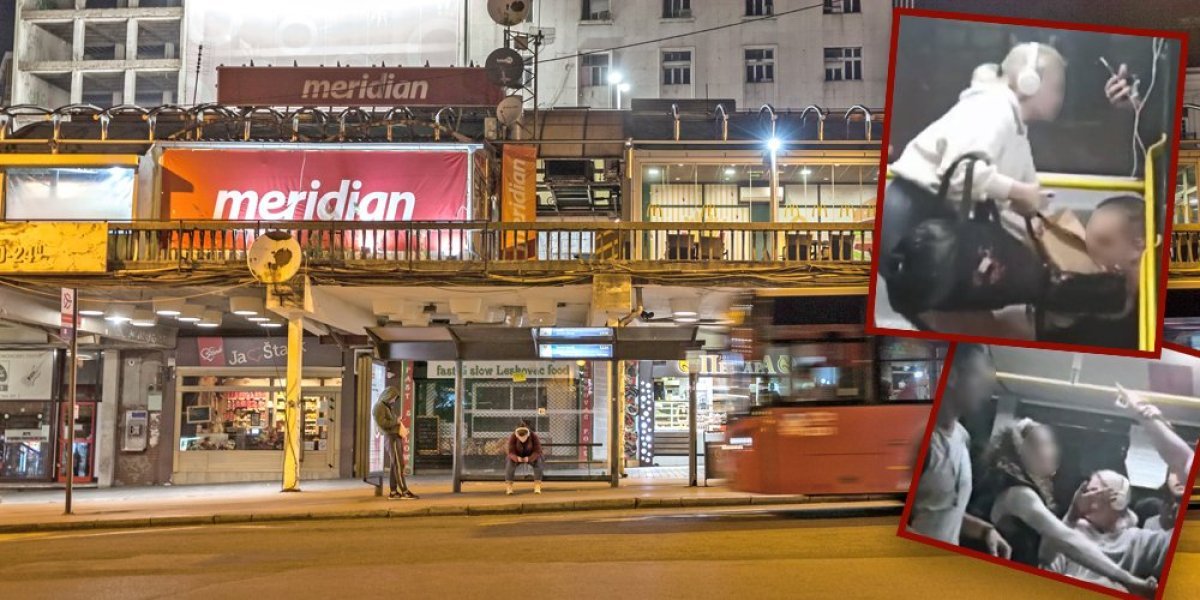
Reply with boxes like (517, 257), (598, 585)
(496, 95), (525, 126)
(247, 231), (302, 284)
(485, 47), (525, 89)
(487, 0), (530, 27)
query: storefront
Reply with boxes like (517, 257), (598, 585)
(171, 336), (350, 485)
(0, 349), (102, 484)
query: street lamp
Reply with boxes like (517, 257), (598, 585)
(766, 137), (783, 222)
(607, 70), (628, 109)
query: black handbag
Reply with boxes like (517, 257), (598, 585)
(882, 154), (1127, 330)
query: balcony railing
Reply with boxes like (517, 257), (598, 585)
(75, 220), (1200, 283)
(107, 220), (875, 273)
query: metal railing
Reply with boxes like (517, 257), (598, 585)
(106, 220), (876, 270)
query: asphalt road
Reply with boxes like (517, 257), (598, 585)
(3, 507), (1198, 599)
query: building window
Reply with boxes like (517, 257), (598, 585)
(746, 0), (772, 16)
(663, 0), (691, 19)
(582, 0), (610, 21)
(824, 0), (862, 13)
(662, 51), (692, 85)
(745, 48), (775, 83)
(824, 47), (862, 81)
(581, 53), (611, 87)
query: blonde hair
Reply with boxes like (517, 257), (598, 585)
(1000, 42), (1067, 86)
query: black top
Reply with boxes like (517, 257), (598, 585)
(1041, 304), (1138, 350)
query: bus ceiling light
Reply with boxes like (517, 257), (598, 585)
(607, 70), (624, 85)
(766, 137), (782, 153)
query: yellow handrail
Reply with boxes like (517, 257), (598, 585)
(884, 167), (1145, 192)
(1142, 134), (1167, 352)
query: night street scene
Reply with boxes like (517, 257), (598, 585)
(3, 1), (1200, 599)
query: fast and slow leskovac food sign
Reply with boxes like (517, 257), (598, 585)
(161, 147), (471, 222)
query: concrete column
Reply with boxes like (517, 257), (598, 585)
(70, 72), (83, 104)
(123, 70), (136, 106)
(72, 19), (84, 61)
(95, 349), (120, 488)
(126, 17), (139, 61)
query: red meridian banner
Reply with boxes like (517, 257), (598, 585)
(161, 147), (470, 222)
(216, 66), (504, 107)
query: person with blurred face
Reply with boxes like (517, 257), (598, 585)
(1045, 196), (1146, 348)
(1116, 384), (1194, 532)
(1043, 384), (1193, 593)
(909, 344), (1011, 558)
(882, 42), (1067, 336)
(980, 419), (1157, 597)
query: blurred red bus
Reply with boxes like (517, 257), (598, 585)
(723, 291), (946, 495)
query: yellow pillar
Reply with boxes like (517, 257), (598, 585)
(282, 314), (303, 492)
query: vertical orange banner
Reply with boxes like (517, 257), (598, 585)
(501, 144), (538, 256)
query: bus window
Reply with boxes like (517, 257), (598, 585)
(765, 340), (872, 404)
(879, 337), (943, 402)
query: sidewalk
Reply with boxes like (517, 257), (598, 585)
(0, 476), (904, 534)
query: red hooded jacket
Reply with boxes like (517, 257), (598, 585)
(507, 428), (542, 461)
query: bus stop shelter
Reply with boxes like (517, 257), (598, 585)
(366, 325), (702, 492)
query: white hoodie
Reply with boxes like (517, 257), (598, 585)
(891, 82), (1038, 209)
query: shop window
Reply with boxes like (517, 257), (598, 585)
(1177, 162), (1197, 224)
(3, 167), (136, 221)
(0, 402), (56, 481)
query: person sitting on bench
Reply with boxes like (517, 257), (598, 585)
(505, 420), (544, 496)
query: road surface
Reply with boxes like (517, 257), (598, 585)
(3, 507), (1198, 599)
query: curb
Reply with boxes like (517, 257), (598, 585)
(0, 494), (905, 535)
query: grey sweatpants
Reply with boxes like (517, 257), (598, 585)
(505, 457), (544, 482)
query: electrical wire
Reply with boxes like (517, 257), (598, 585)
(1129, 37), (1165, 178)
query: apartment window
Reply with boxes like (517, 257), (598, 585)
(746, 0), (772, 16)
(582, 0), (611, 20)
(824, 47), (862, 81)
(824, 0), (862, 13)
(663, 0), (691, 19)
(745, 48), (775, 83)
(662, 51), (692, 85)
(581, 53), (611, 87)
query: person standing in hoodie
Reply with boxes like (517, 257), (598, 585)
(372, 387), (418, 500)
(505, 420), (544, 495)
(880, 42), (1067, 336)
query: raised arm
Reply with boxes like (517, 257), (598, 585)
(1117, 384), (1195, 480)
(1000, 486), (1154, 595)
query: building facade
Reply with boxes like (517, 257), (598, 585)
(11, 1), (895, 110)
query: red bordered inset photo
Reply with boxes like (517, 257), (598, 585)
(868, 7), (1189, 358)
(899, 342), (1200, 599)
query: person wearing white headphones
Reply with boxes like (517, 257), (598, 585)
(976, 418), (1157, 597)
(882, 41), (1068, 336)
